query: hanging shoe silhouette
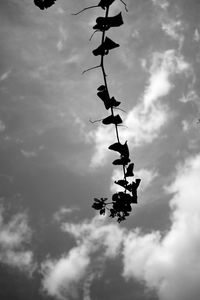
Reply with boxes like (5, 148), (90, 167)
(97, 85), (106, 91)
(97, 90), (121, 110)
(102, 114), (122, 125)
(93, 37), (119, 56)
(112, 156), (130, 165)
(127, 179), (141, 202)
(114, 179), (129, 189)
(125, 163), (134, 177)
(93, 12), (124, 31)
(98, 0), (116, 9)
(108, 141), (129, 158)
(34, 0), (57, 9)
(110, 97), (121, 107)
(97, 88), (111, 110)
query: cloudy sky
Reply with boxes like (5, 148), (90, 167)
(1, 0), (200, 299)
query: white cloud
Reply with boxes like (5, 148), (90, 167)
(181, 120), (189, 132)
(57, 25), (68, 51)
(110, 168), (158, 193)
(122, 154), (200, 300)
(0, 69), (12, 82)
(161, 20), (184, 48)
(41, 246), (90, 300)
(179, 90), (198, 103)
(89, 50), (190, 168)
(0, 120), (6, 132)
(193, 29), (200, 42)
(21, 149), (37, 158)
(134, 168), (158, 191)
(152, 0), (169, 10)
(53, 206), (78, 222)
(41, 216), (124, 300)
(0, 205), (35, 274)
(42, 153), (200, 300)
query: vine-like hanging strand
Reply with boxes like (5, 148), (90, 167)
(82, 1), (141, 222)
(33, 0), (141, 223)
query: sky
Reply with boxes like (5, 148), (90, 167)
(0, 0), (200, 299)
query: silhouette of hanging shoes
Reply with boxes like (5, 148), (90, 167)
(114, 179), (128, 188)
(126, 179), (141, 202)
(97, 86), (121, 109)
(97, 85), (106, 91)
(98, 0), (116, 9)
(102, 114), (122, 125)
(125, 163), (134, 177)
(93, 37), (119, 56)
(108, 141), (129, 158)
(93, 12), (124, 31)
(34, 0), (57, 9)
(112, 156), (130, 166)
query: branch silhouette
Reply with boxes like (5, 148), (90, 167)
(33, 0), (141, 223)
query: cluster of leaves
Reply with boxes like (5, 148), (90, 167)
(33, 0), (141, 223)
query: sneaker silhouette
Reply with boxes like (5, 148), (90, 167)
(108, 141), (129, 158)
(114, 179), (129, 188)
(97, 91), (121, 110)
(34, 0), (57, 9)
(93, 37), (119, 56)
(102, 114), (122, 125)
(110, 96), (121, 107)
(97, 85), (106, 91)
(125, 163), (134, 177)
(127, 179), (141, 201)
(98, 0), (116, 9)
(93, 12), (123, 31)
(112, 156), (130, 165)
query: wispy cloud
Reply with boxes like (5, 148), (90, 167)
(152, 0), (169, 10)
(122, 154), (200, 300)
(0, 120), (6, 132)
(193, 29), (200, 42)
(43, 152), (200, 300)
(110, 168), (158, 194)
(57, 25), (68, 52)
(0, 204), (35, 274)
(20, 149), (37, 158)
(41, 216), (124, 300)
(41, 245), (90, 300)
(89, 49), (190, 168)
(0, 69), (12, 82)
(161, 20), (184, 48)
(53, 206), (78, 222)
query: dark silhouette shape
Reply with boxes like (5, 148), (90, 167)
(93, 12), (124, 31)
(125, 163), (134, 177)
(102, 114), (123, 125)
(112, 156), (130, 166)
(34, 0), (57, 10)
(108, 141), (129, 158)
(92, 178), (140, 222)
(98, 0), (116, 10)
(33, 0), (141, 222)
(97, 86), (121, 110)
(93, 37), (119, 56)
(114, 179), (129, 188)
